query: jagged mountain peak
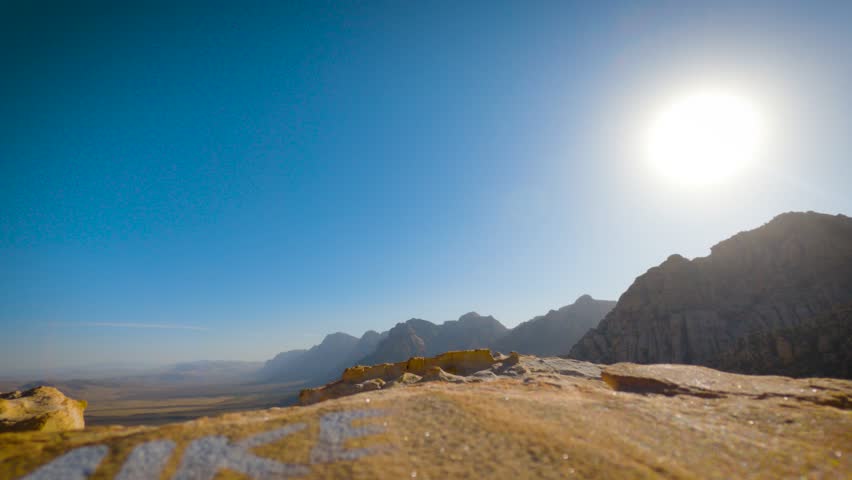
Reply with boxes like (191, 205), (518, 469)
(574, 294), (595, 304)
(492, 296), (615, 357)
(458, 311), (484, 321)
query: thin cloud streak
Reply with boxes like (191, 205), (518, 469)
(57, 322), (210, 331)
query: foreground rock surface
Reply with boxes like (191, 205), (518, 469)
(2, 352), (850, 479)
(0, 387), (87, 434)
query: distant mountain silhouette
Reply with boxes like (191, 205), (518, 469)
(356, 319), (436, 365)
(259, 330), (386, 384)
(570, 211), (852, 378)
(358, 313), (509, 365)
(491, 295), (616, 356)
(432, 313), (509, 355)
(261, 298), (616, 383)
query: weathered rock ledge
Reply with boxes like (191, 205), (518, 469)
(299, 349), (605, 405)
(2, 351), (850, 479)
(602, 362), (851, 409)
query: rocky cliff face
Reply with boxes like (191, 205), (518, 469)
(570, 212), (852, 377)
(349, 330), (386, 360)
(714, 304), (852, 378)
(492, 295), (615, 356)
(357, 319), (438, 365)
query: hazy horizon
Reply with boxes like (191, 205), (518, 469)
(3, 1), (852, 372)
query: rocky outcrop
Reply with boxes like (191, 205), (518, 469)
(570, 212), (852, 378)
(4, 355), (850, 479)
(300, 350), (608, 406)
(602, 363), (850, 408)
(492, 294), (615, 356)
(0, 386), (87, 433)
(300, 349), (498, 405)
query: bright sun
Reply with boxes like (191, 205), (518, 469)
(645, 89), (764, 186)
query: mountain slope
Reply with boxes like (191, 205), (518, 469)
(259, 331), (387, 384)
(570, 211), (852, 377)
(713, 304), (852, 378)
(491, 295), (615, 356)
(432, 313), (509, 354)
(358, 314), (508, 365)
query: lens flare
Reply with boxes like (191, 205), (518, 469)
(645, 90), (764, 186)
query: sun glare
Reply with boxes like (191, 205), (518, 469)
(645, 89), (764, 186)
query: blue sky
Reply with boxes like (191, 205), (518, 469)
(2, 1), (851, 373)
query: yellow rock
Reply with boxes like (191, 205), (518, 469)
(427, 349), (495, 375)
(0, 386), (86, 433)
(302, 349), (498, 405)
(389, 372), (422, 386)
(340, 350), (495, 385)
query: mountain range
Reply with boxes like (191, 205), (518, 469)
(259, 295), (616, 384)
(492, 294), (615, 356)
(263, 211), (852, 384)
(259, 330), (386, 383)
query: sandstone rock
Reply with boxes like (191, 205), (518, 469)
(524, 356), (602, 378)
(570, 212), (852, 378)
(505, 351), (521, 365)
(602, 363), (851, 409)
(4, 356), (850, 479)
(344, 349), (496, 384)
(301, 349), (497, 405)
(420, 366), (467, 383)
(0, 386), (87, 433)
(385, 372), (422, 387)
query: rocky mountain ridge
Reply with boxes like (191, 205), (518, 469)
(570, 211), (852, 378)
(259, 331), (387, 384)
(358, 313), (509, 365)
(261, 296), (615, 384)
(492, 294), (615, 356)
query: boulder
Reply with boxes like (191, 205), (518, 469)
(0, 386), (87, 433)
